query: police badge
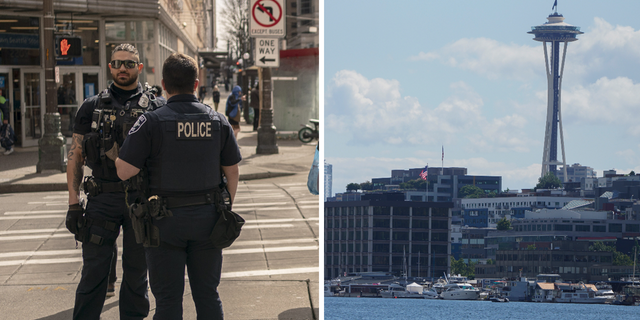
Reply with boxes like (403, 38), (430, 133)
(138, 94), (149, 109)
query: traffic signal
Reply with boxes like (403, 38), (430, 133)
(55, 37), (82, 58)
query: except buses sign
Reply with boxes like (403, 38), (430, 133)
(250, 0), (285, 38)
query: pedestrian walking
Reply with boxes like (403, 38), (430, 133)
(0, 88), (14, 155)
(65, 43), (163, 320)
(152, 84), (167, 104)
(199, 85), (206, 103)
(212, 86), (221, 111)
(250, 84), (260, 131)
(115, 53), (241, 319)
(225, 85), (245, 139)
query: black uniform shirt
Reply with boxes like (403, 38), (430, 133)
(74, 83), (146, 136)
(119, 94), (241, 170)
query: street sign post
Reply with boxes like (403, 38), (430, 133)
(254, 38), (279, 68)
(250, 0), (285, 38)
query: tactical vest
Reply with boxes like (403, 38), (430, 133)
(146, 103), (222, 196)
(83, 88), (156, 181)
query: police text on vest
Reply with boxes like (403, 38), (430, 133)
(177, 121), (213, 139)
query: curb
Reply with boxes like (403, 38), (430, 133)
(0, 172), (296, 194)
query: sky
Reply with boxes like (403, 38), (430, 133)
(324, 0), (640, 195)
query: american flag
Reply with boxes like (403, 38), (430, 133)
(419, 165), (428, 180)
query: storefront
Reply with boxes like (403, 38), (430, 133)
(0, 12), (193, 147)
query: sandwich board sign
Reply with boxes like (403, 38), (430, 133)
(250, 0), (285, 38)
(254, 38), (279, 68)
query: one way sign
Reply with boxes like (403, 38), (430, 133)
(254, 38), (279, 67)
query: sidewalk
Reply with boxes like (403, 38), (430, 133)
(0, 93), (310, 193)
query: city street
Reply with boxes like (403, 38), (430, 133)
(0, 121), (320, 319)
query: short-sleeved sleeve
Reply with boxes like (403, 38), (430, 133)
(119, 114), (154, 169)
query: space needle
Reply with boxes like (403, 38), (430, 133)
(528, 2), (583, 181)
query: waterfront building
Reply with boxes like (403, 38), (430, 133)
(528, 8), (583, 180)
(372, 167), (501, 202)
(475, 241), (631, 283)
(324, 193), (453, 280)
(460, 194), (584, 228)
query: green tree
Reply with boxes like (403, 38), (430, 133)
(458, 185), (486, 198)
(614, 251), (634, 266)
(589, 241), (634, 266)
(526, 244), (537, 251)
(535, 172), (562, 190)
(450, 257), (476, 278)
(497, 217), (511, 231)
(486, 259), (495, 265)
(360, 181), (374, 191)
(589, 241), (615, 252)
(399, 179), (426, 190)
(630, 171), (636, 176)
(346, 183), (360, 192)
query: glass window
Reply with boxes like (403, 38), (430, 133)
(0, 16), (40, 65)
(609, 224), (623, 233)
(106, 21), (154, 41)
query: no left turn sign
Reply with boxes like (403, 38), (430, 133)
(250, 0), (285, 38)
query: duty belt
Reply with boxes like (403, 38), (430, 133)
(162, 191), (219, 209)
(83, 176), (137, 197)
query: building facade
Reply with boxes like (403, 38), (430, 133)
(0, 0), (212, 147)
(372, 167), (502, 203)
(460, 195), (584, 228)
(325, 193), (453, 280)
(475, 241), (631, 282)
(324, 161), (332, 201)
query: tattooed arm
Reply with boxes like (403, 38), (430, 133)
(67, 133), (85, 205)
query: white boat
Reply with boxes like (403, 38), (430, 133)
(380, 283), (427, 299)
(439, 283), (480, 300)
(324, 283), (334, 297)
(422, 287), (440, 299)
(554, 283), (608, 304)
(594, 282), (615, 301)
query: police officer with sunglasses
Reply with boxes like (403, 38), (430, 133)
(66, 43), (164, 320)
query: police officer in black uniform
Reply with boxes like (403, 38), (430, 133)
(116, 53), (241, 319)
(66, 43), (163, 320)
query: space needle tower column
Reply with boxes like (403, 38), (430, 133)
(528, 4), (582, 181)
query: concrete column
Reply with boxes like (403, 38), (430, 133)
(256, 67), (278, 154)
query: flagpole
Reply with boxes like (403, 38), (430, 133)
(441, 146), (444, 175)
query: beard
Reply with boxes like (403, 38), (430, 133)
(112, 71), (138, 87)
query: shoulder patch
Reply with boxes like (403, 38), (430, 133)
(128, 115), (147, 135)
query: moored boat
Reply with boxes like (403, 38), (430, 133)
(440, 283), (480, 300)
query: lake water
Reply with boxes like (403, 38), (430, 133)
(324, 297), (639, 320)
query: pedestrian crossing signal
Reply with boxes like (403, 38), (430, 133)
(55, 37), (82, 58)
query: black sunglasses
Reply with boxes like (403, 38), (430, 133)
(110, 60), (138, 69)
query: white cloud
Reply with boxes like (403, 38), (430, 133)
(409, 18), (640, 86)
(410, 37), (542, 81)
(561, 76), (640, 134)
(326, 71), (536, 152)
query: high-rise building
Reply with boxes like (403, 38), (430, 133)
(528, 8), (583, 180)
(324, 193), (453, 280)
(324, 161), (332, 201)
